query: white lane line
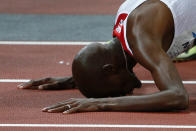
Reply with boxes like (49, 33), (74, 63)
(0, 124), (196, 128)
(0, 41), (195, 84)
(0, 41), (103, 45)
(141, 80), (196, 84)
(0, 79), (196, 84)
(0, 79), (29, 83)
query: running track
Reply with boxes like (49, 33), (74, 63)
(0, 0), (196, 131)
(0, 42), (196, 131)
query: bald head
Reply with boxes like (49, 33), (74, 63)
(72, 40), (141, 98)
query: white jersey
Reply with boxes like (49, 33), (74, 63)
(113, 0), (196, 59)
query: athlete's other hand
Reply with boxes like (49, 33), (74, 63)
(42, 98), (101, 114)
(17, 77), (75, 90)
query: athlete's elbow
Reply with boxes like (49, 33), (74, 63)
(169, 89), (189, 110)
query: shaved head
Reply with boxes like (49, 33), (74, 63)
(72, 40), (141, 98)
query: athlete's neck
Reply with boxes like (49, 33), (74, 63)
(106, 37), (137, 70)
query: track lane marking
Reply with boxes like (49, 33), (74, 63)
(0, 41), (104, 45)
(0, 124), (196, 128)
(0, 79), (196, 84)
(0, 43), (195, 129)
(0, 41), (195, 85)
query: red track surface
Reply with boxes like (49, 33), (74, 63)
(0, 44), (196, 131)
(1, 0), (196, 130)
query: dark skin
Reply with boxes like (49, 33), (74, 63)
(18, 0), (189, 114)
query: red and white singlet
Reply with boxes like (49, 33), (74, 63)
(113, 0), (196, 59)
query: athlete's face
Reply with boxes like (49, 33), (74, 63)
(100, 68), (141, 96)
(74, 67), (141, 98)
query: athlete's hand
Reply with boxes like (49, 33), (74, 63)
(17, 77), (75, 90)
(42, 98), (101, 114)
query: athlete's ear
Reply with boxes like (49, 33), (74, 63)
(102, 64), (117, 75)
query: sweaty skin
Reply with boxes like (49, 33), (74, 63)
(101, 0), (189, 111)
(18, 0), (189, 113)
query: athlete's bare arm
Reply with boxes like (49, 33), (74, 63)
(41, 1), (189, 114)
(18, 76), (76, 90)
(95, 1), (189, 111)
(112, 1), (189, 111)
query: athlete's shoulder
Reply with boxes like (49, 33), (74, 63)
(127, 0), (173, 38)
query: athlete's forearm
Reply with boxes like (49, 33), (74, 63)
(55, 76), (76, 89)
(98, 90), (189, 112)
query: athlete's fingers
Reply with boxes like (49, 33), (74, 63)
(47, 106), (69, 113)
(38, 82), (59, 90)
(42, 100), (76, 112)
(18, 78), (52, 89)
(28, 86), (40, 90)
(17, 82), (31, 89)
(42, 103), (64, 112)
(63, 107), (79, 114)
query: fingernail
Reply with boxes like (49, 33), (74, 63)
(17, 85), (23, 88)
(63, 111), (68, 114)
(38, 86), (44, 90)
(42, 108), (48, 112)
(48, 110), (53, 113)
